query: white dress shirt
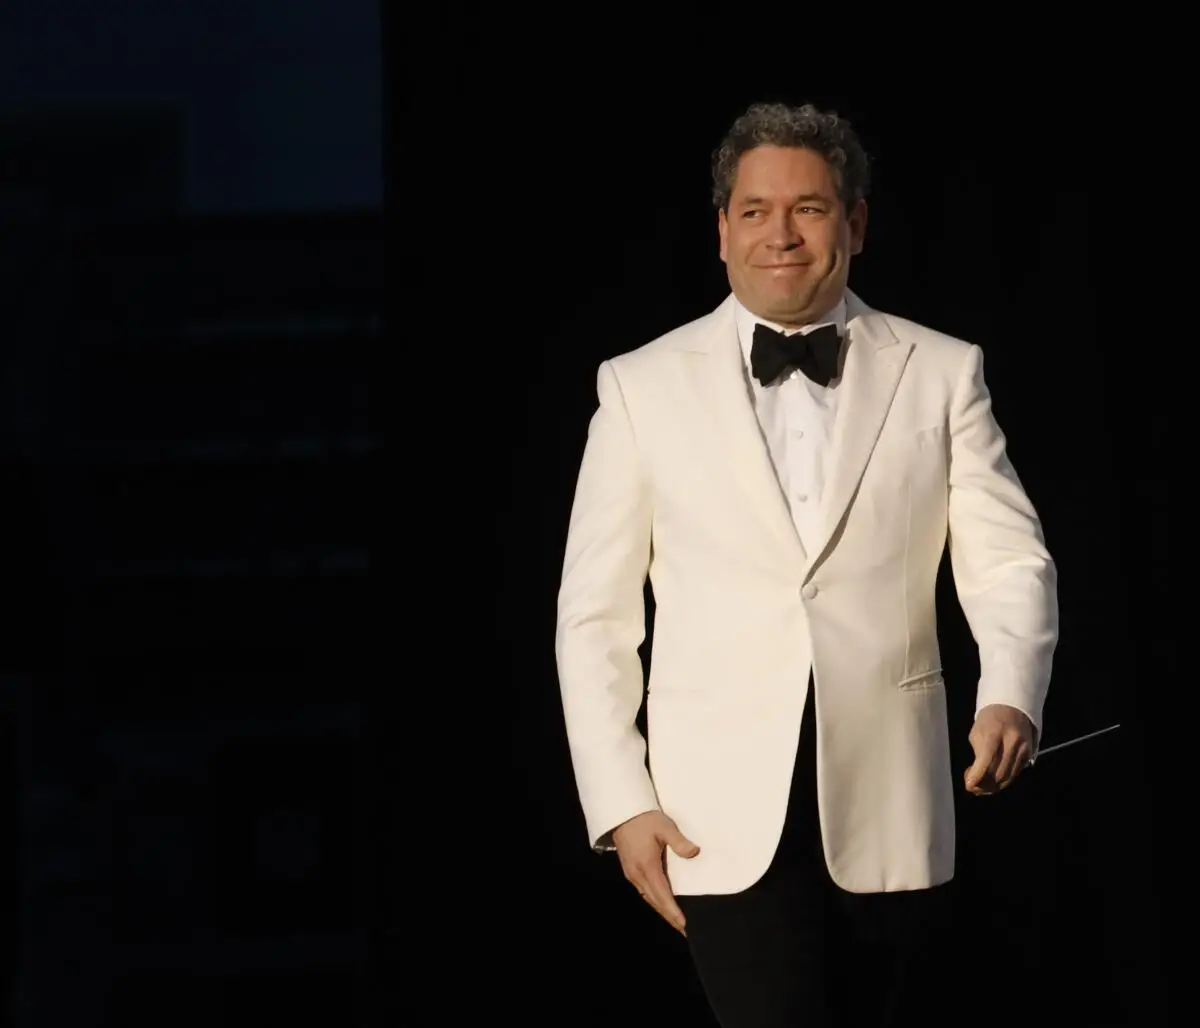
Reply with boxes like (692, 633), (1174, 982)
(734, 295), (848, 557)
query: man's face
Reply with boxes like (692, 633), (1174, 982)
(718, 145), (867, 327)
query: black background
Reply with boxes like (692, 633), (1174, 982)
(399, 48), (1172, 1028)
(0, 11), (1177, 1025)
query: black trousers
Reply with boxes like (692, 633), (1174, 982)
(675, 684), (952, 1028)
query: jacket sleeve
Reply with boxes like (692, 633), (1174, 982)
(555, 360), (660, 851)
(945, 344), (1059, 751)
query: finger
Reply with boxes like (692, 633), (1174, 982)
(645, 864), (686, 932)
(966, 745), (1003, 795)
(625, 869), (658, 911)
(633, 877), (678, 932)
(1003, 738), (1032, 786)
(641, 861), (686, 933)
(964, 737), (999, 791)
(993, 738), (1025, 787)
(967, 770), (999, 795)
(625, 864), (667, 915)
(632, 879), (656, 911)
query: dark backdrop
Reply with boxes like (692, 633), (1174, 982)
(0, 11), (1171, 1023)
(1, 3), (379, 1026)
(402, 63), (1168, 1027)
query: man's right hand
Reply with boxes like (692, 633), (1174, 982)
(612, 810), (700, 935)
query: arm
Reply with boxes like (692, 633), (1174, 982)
(946, 344), (1059, 753)
(555, 360), (660, 852)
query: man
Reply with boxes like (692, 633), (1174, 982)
(554, 101), (1058, 1027)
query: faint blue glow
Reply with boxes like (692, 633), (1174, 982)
(0, 0), (382, 214)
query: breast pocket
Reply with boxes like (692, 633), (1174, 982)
(846, 424), (949, 571)
(863, 423), (946, 498)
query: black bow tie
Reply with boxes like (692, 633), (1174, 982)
(750, 322), (842, 387)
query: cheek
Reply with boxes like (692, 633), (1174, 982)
(829, 227), (853, 259)
(813, 244), (844, 274)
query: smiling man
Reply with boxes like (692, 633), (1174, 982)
(555, 101), (1058, 1027)
(719, 142), (864, 328)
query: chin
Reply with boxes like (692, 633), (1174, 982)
(779, 292), (821, 315)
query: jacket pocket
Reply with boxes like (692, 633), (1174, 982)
(897, 668), (944, 692)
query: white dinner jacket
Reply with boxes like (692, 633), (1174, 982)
(555, 289), (1058, 896)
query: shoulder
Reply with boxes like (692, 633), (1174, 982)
(603, 296), (736, 379)
(865, 307), (976, 363)
(849, 293), (984, 384)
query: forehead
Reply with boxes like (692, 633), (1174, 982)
(730, 145), (838, 201)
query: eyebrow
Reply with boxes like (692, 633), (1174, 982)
(739, 193), (831, 207)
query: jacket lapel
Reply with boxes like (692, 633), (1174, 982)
(804, 292), (912, 579)
(687, 291), (911, 578)
(694, 296), (809, 570)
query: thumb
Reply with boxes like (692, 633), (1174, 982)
(964, 745), (994, 789)
(665, 827), (700, 859)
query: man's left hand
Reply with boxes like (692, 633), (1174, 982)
(965, 704), (1036, 795)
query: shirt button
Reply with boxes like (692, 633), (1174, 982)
(795, 493), (809, 503)
(801, 583), (819, 600)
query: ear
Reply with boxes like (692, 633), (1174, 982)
(718, 207), (729, 263)
(847, 199), (868, 256)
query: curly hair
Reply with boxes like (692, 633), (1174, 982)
(711, 101), (871, 212)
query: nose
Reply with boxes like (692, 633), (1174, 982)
(767, 209), (802, 250)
